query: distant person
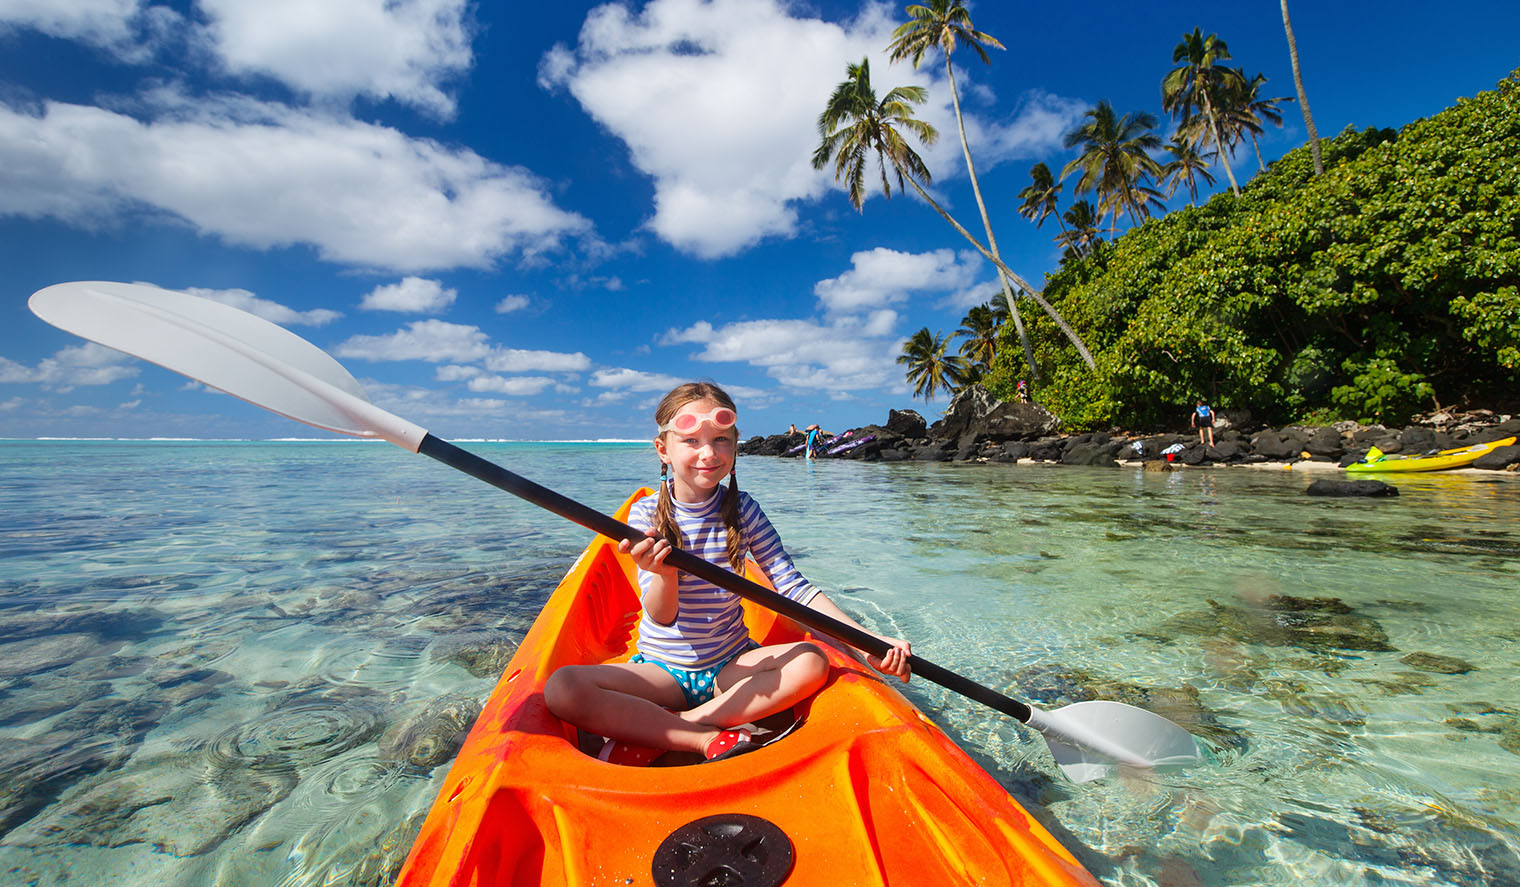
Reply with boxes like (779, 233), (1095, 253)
(804, 423), (822, 460)
(1191, 399), (1216, 447)
(787, 423), (798, 435)
(1016, 379), (1029, 403)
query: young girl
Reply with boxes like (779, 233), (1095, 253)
(544, 382), (912, 764)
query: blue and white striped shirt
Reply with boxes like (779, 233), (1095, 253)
(628, 486), (819, 668)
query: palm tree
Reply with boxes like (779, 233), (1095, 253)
(813, 58), (1096, 370)
(1055, 200), (1101, 257)
(887, 1), (1037, 381)
(1280, 0), (1323, 175)
(956, 302), (1001, 373)
(1060, 100), (1164, 231)
(1226, 71), (1291, 172)
(1162, 28), (1246, 197)
(898, 327), (968, 400)
(1017, 162), (1066, 233)
(1159, 135), (1217, 205)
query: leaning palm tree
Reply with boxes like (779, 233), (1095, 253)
(1054, 200), (1101, 257)
(813, 57), (1096, 370)
(1162, 28), (1246, 196)
(898, 327), (968, 401)
(1225, 71), (1291, 172)
(1158, 135), (1217, 205)
(887, 1), (1036, 380)
(1060, 101), (1165, 231)
(955, 302), (1001, 373)
(1280, 0), (1323, 175)
(1017, 162), (1066, 233)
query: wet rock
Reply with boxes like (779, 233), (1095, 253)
(1061, 443), (1119, 467)
(886, 408), (927, 438)
(0, 674), (112, 726)
(0, 633), (124, 678)
(378, 693), (484, 771)
(1401, 652), (1476, 674)
(431, 633), (518, 679)
(930, 384), (1059, 443)
(1162, 594), (1394, 652)
(1473, 444), (1520, 470)
(6, 751), (297, 857)
(1306, 479), (1399, 497)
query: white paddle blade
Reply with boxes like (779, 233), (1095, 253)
(1027, 701), (1203, 784)
(28, 281), (427, 451)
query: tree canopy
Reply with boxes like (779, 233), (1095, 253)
(986, 70), (1520, 430)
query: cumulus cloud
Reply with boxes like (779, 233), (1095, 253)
(0, 0), (175, 59)
(334, 319), (492, 363)
(589, 368), (688, 393)
(495, 295), (530, 314)
(0, 98), (591, 273)
(540, 0), (1081, 259)
(484, 348), (591, 374)
(0, 342), (139, 389)
(813, 247), (982, 314)
(662, 316), (898, 391)
(360, 277), (457, 313)
(466, 375), (557, 396)
(197, 0), (473, 116)
(540, 0), (901, 258)
(186, 286), (342, 326)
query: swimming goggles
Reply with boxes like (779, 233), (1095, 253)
(658, 406), (737, 434)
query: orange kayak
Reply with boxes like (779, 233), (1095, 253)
(397, 489), (1098, 887)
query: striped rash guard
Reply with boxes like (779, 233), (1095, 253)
(628, 486), (819, 668)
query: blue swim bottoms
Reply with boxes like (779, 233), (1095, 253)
(631, 641), (758, 708)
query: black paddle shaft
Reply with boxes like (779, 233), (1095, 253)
(417, 434), (1034, 724)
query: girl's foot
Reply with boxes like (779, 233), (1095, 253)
(704, 728), (759, 761)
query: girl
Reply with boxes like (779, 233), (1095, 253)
(544, 382), (912, 764)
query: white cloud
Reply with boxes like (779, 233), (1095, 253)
(662, 316), (897, 391)
(483, 349), (591, 374)
(541, 0), (1081, 259)
(435, 364), (481, 381)
(0, 342), (139, 389)
(542, 0), (901, 258)
(0, 0), (172, 58)
(186, 286), (342, 326)
(813, 247), (982, 314)
(0, 98), (591, 273)
(466, 375), (557, 396)
(0, 396), (22, 411)
(196, 0), (473, 116)
(334, 319), (492, 362)
(495, 295), (530, 314)
(589, 368), (688, 393)
(360, 277), (457, 313)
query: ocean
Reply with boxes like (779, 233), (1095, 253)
(2, 440), (1518, 885)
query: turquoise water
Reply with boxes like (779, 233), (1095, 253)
(2, 440), (1517, 886)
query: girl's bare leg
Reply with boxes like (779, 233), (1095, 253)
(681, 642), (829, 729)
(544, 662), (717, 753)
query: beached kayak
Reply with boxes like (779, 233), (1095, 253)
(397, 488), (1098, 887)
(1345, 435), (1516, 473)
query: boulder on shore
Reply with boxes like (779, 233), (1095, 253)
(1306, 479), (1399, 497)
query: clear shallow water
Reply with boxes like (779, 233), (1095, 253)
(2, 440), (1517, 886)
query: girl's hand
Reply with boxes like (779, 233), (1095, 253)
(617, 533), (676, 577)
(867, 636), (912, 682)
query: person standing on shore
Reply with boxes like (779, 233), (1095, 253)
(1191, 399), (1216, 447)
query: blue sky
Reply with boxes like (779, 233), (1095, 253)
(3, 1), (1518, 441)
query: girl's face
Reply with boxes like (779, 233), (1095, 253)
(655, 398), (737, 502)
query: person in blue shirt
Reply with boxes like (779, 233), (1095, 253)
(1191, 399), (1216, 447)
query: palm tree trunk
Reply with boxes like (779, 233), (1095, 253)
(901, 173), (1097, 371)
(1280, 0), (1324, 175)
(944, 58), (1038, 381)
(1205, 95), (1241, 196)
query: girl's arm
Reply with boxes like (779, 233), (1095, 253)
(805, 592), (913, 682)
(617, 534), (680, 625)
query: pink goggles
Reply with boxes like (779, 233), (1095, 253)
(658, 406), (737, 435)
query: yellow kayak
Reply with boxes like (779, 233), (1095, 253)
(397, 489), (1098, 886)
(1346, 435), (1516, 472)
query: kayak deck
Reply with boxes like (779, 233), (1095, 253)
(398, 490), (1097, 886)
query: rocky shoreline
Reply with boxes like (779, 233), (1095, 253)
(740, 385), (1520, 472)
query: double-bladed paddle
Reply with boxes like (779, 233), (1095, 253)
(28, 280), (1202, 782)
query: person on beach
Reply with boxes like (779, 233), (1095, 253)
(544, 382), (912, 764)
(1191, 399), (1216, 447)
(804, 423), (822, 460)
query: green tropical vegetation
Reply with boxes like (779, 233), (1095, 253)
(983, 70), (1520, 429)
(897, 327), (968, 400)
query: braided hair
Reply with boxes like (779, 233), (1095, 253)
(652, 382), (745, 573)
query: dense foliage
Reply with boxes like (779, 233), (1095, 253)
(987, 70), (1520, 430)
